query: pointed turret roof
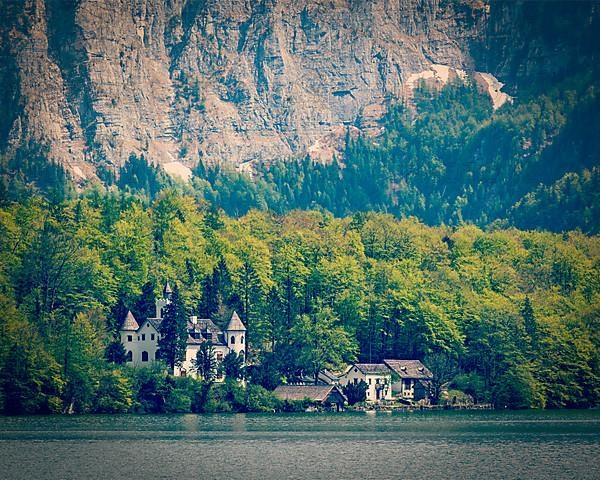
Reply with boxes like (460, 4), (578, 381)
(163, 281), (172, 296)
(226, 311), (246, 331)
(121, 310), (140, 331)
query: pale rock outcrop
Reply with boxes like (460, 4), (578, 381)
(0, 0), (596, 180)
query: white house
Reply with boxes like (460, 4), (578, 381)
(177, 311), (246, 377)
(384, 359), (433, 402)
(339, 363), (393, 402)
(120, 282), (246, 378)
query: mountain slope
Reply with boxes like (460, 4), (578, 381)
(2, 0), (598, 180)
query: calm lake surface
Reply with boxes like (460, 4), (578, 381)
(1, 410), (599, 480)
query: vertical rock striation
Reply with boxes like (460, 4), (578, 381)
(0, 0), (597, 181)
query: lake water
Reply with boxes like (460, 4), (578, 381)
(0, 410), (599, 480)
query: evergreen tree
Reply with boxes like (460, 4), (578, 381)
(158, 284), (188, 371)
(521, 296), (538, 349)
(107, 297), (129, 337)
(193, 341), (217, 381)
(222, 351), (244, 380)
(203, 203), (224, 230)
(133, 281), (156, 322)
(343, 380), (368, 405)
(104, 340), (127, 364)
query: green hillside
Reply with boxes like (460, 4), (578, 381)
(0, 192), (598, 412)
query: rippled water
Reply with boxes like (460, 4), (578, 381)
(1, 410), (599, 479)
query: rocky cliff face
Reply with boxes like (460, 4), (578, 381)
(0, 0), (597, 181)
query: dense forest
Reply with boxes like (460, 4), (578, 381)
(1, 74), (598, 233)
(0, 190), (598, 413)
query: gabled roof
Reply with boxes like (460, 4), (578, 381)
(348, 363), (392, 375)
(225, 311), (246, 331)
(188, 318), (223, 335)
(187, 318), (226, 346)
(121, 311), (140, 331)
(273, 385), (347, 403)
(146, 317), (162, 331)
(298, 369), (340, 385)
(384, 360), (433, 379)
(138, 318), (160, 332)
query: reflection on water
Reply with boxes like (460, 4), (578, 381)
(0, 410), (599, 479)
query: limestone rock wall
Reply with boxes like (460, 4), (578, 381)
(0, 0), (597, 180)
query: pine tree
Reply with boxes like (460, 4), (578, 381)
(133, 281), (156, 321)
(222, 351), (244, 380)
(193, 341), (217, 381)
(521, 296), (538, 349)
(158, 284), (188, 371)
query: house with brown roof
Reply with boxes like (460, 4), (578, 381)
(384, 359), (433, 403)
(273, 385), (347, 411)
(120, 282), (246, 379)
(339, 363), (393, 402)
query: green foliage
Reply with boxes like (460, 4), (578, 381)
(292, 304), (358, 383)
(158, 284), (188, 370)
(0, 192), (598, 412)
(186, 76), (599, 234)
(343, 380), (368, 405)
(222, 351), (244, 380)
(117, 154), (166, 200)
(193, 341), (218, 381)
(93, 368), (134, 413)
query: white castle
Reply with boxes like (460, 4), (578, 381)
(119, 282), (246, 377)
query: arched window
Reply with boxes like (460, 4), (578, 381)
(141, 351), (149, 362)
(126, 351), (132, 362)
(230, 335), (235, 344)
(241, 335), (244, 344)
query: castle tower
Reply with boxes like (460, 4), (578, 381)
(155, 281), (172, 319)
(120, 310), (140, 364)
(225, 311), (246, 358)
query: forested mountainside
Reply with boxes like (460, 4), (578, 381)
(0, 193), (598, 413)
(0, 2), (598, 414)
(0, 0), (596, 175)
(9, 79), (596, 232)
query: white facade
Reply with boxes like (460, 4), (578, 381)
(120, 318), (160, 366)
(119, 285), (246, 379)
(339, 364), (393, 402)
(383, 360), (433, 402)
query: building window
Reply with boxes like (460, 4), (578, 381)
(241, 335), (244, 344)
(127, 335), (132, 342)
(137, 336), (140, 341)
(141, 351), (149, 362)
(231, 336), (235, 344)
(368, 378), (372, 385)
(353, 378), (358, 385)
(126, 351), (132, 362)
(151, 334), (155, 341)
(376, 378), (379, 384)
(155, 351), (159, 360)
(141, 334), (146, 341)
(216, 352), (223, 362)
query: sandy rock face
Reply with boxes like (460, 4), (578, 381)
(1, 0), (595, 180)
